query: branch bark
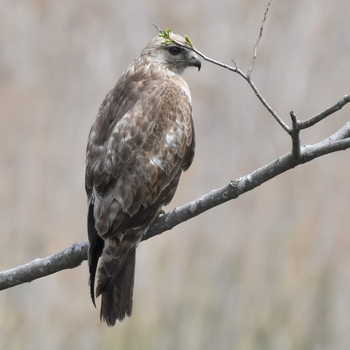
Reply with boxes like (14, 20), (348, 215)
(1, 121), (349, 291)
(0, 243), (88, 290)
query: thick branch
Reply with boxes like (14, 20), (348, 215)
(0, 243), (88, 290)
(1, 121), (349, 291)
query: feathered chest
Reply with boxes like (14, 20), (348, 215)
(85, 61), (195, 211)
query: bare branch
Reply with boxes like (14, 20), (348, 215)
(290, 111), (301, 159)
(248, 0), (273, 76)
(287, 96), (350, 160)
(328, 121), (350, 140)
(302, 122), (350, 160)
(152, 23), (162, 34)
(1, 119), (349, 291)
(171, 39), (291, 133)
(0, 243), (88, 290)
(298, 95), (350, 130)
(156, 20), (349, 139)
(245, 75), (290, 132)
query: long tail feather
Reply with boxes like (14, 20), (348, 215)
(96, 247), (136, 326)
(87, 202), (104, 306)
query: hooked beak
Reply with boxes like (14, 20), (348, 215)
(188, 53), (202, 71)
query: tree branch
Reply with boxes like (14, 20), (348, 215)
(247, 0), (272, 77)
(171, 37), (350, 160)
(290, 111), (302, 160)
(1, 119), (349, 291)
(171, 38), (291, 133)
(0, 243), (88, 290)
(2, 7), (350, 292)
(298, 95), (350, 130)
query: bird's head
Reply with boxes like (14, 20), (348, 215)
(141, 32), (201, 75)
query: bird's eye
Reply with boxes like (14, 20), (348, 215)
(168, 46), (181, 55)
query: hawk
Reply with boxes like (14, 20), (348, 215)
(85, 32), (201, 326)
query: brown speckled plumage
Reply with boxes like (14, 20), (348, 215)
(85, 33), (200, 326)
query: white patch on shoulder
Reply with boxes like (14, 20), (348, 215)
(166, 133), (175, 144)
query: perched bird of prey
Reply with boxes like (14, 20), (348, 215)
(85, 31), (201, 326)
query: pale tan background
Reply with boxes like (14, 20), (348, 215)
(1, 0), (350, 349)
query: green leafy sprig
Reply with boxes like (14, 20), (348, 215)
(159, 29), (174, 45)
(158, 29), (194, 48)
(184, 34), (193, 48)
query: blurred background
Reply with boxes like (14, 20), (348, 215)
(1, 0), (350, 349)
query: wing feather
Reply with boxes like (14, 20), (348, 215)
(85, 68), (194, 237)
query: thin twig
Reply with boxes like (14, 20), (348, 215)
(171, 38), (291, 133)
(248, 0), (273, 77)
(246, 75), (290, 132)
(155, 6), (290, 134)
(298, 95), (350, 130)
(152, 23), (162, 33)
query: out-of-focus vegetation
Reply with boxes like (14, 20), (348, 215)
(1, 1), (350, 349)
